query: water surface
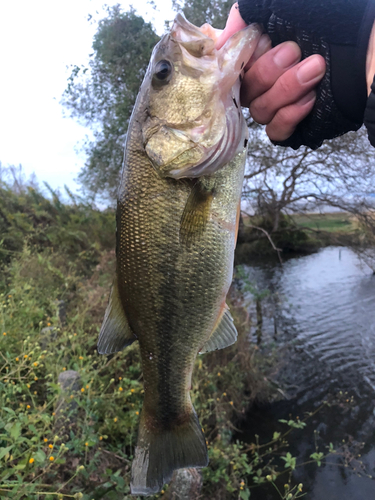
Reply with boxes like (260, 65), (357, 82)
(239, 247), (375, 499)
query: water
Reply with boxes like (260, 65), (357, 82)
(238, 247), (375, 499)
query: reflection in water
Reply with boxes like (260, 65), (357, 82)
(239, 247), (375, 499)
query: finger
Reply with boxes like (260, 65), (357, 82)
(245, 34), (272, 71)
(241, 42), (301, 106)
(249, 55), (326, 124)
(215, 3), (247, 50)
(265, 91), (316, 142)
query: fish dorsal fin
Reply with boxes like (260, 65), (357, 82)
(97, 276), (137, 354)
(180, 179), (215, 246)
(199, 306), (238, 354)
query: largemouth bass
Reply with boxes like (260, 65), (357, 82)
(98, 14), (260, 495)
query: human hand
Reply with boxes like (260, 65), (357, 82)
(216, 4), (325, 144)
(217, 0), (372, 149)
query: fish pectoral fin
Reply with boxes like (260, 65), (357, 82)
(97, 276), (137, 354)
(199, 306), (237, 354)
(180, 179), (215, 246)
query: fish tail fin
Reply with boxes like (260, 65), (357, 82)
(130, 406), (208, 495)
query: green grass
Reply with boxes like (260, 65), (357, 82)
(292, 212), (355, 233)
(0, 244), (291, 499)
(0, 187), (361, 499)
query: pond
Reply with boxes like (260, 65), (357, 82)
(237, 246), (375, 499)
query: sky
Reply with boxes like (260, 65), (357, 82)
(0, 0), (175, 195)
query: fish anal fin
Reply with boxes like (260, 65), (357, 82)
(199, 306), (237, 354)
(97, 276), (136, 354)
(131, 407), (208, 495)
(180, 179), (215, 246)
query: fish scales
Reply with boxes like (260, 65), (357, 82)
(98, 13), (261, 496)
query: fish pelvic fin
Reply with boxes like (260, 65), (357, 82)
(199, 305), (237, 354)
(131, 407), (208, 495)
(180, 178), (215, 246)
(97, 276), (137, 354)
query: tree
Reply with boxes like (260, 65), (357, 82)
(243, 119), (374, 232)
(62, 5), (159, 201)
(171, 0), (232, 29)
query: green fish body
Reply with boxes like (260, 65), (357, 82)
(98, 14), (260, 495)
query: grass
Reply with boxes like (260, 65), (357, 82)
(0, 239), (282, 499)
(291, 212), (356, 233)
(0, 186), (366, 499)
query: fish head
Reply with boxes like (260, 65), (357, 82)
(141, 14), (261, 179)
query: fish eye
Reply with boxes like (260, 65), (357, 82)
(152, 60), (173, 87)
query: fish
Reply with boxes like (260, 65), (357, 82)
(97, 14), (261, 496)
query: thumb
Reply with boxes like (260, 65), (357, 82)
(215, 3), (247, 49)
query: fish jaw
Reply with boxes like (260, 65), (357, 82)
(142, 15), (260, 179)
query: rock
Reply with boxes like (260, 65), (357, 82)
(165, 468), (203, 500)
(56, 299), (67, 325)
(54, 370), (81, 435)
(40, 326), (58, 350)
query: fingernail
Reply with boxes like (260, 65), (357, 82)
(297, 56), (325, 84)
(297, 91), (316, 105)
(273, 42), (301, 68)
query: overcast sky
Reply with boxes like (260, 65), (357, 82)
(0, 0), (175, 195)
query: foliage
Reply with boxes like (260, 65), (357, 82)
(62, 5), (160, 201)
(0, 167), (115, 274)
(171, 0), (232, 29)
(0, 189), (370, 499)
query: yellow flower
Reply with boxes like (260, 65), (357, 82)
(15, 357), (19, 362)
(44, 438), (48, 443)
(27, 384), (30, 388)
(79, 356), (83, 360)
(81, 388), (85, 393)
(136, 411), (139, 415)
(27, 405), (31, 409)
(229, 401), (233, 406)
(86, 384), (89, 389)
(34, 391), (37, 395)
(217, 372), (221, 376)
(119, 387), (123, 391)
(130, 389), (135, 393)
(240, 481), (245, 486)
(33, 362), (38, 367)
(62, 367), (66, 371)
(52, 412), (55, 416)
(3, 332), (6, 336)
(99, 436), (103, 441)
(49, 456), (54, 461)
(161, 490), (165, 494)
(223, 392), (227, 396)
(34, 377), (38, 381)
(70, 395), (74, 399)
(47, 322), (51, 327)
(29, 457), (34, 464)
(119, 377), (122, 380)
(8, 294), (12, 297)
(113, 417), (118, 422)
(216, 398), (220, 401)
(24, 355), (28, 359)
(49, 444), (53, 449)
(74, 333), (77, 336)
(85, 442), (89, 447)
